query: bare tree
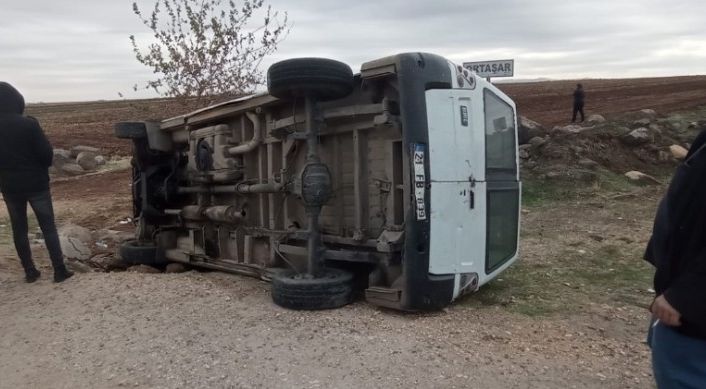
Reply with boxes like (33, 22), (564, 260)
(130, 0), (288, 105)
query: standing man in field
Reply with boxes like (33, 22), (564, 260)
(645, 127), (706, 388)
(0, 82), (73, 283)
(571, 83), (585, 123)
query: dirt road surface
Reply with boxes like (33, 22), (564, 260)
(0, 271), (650, 389)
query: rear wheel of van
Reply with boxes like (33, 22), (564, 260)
(267, 58), (354, 101)
(119, 239), (165, 266)
(115, 122), (147, 139)
(271, 268), (354, 310)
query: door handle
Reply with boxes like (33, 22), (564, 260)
(469, 190), (475, 209)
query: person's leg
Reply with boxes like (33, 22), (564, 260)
(651, 322), (706, 388)
(572, 103), (579, 122)
(3, 194), (40, 280)
(27, 190), (71, 281)
(580, 104), (585, 122)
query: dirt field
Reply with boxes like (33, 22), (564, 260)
(25, 76), (706, 156)
(501, 75), (706, 129)
(3, 75), (705, 388)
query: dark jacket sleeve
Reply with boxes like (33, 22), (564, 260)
(28, 117), (53, 167)
(664, 249), (706, 327)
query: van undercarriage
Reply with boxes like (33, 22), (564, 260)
(117, 52), (521, 311)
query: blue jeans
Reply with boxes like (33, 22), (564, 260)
(2, 190), (67, 274)
(650, 320), (706, 388)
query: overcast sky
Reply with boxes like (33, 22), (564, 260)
(1, 0), (705, 102)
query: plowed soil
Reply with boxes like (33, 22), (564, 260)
(500, 76), (706, 128)
(25, 76), (706, 156)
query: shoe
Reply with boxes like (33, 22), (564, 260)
(54, 270), (74, 283)
(25, 269), (41, 283)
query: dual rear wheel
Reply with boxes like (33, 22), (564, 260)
(268, 57), (355, 310)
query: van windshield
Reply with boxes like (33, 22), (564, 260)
(484, 89), (517, 179)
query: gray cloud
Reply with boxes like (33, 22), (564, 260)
(0, 0), (704, 102)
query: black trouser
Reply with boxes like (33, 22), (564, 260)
(572, 102), (585, 122)
(2, 190), (66, 274)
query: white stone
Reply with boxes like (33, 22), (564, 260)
(60, 163), (85, 176)
(670, 145), (688, 160)
(60, 236), (92, 260)
(625, 171), (660, 184)
(70, 145), (100, 158)
(59, 223), (93, 243)
(76, 151), (98, 171)
(587, 114), (606, 123)
(621, 128), (651, 145)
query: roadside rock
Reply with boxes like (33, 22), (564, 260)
(60, 236), (92, 260)
(587, 114), (606, 124)
(128, 265), (162, 274)
(640, 109), (657, 117)
(52, 149), (72, 168)
(70, 145), (100, 158)
(61, 163), (85, 176)
(686, 121), (706, 129)
(670, 145), (688, 160)
(59, 224), (93, 243)
(65, 258), (93, 273)
(519, 148), (530, 159)
(94, 155), (107, 166)
(625, 170), (660, 184)
(76, 151), (98, 171)
(633, 118), (651, 127)
(165, 263), (188, 273)
(529, 137), (547, 148)
(621, 128), (651, 146)
(519, 116), (545, 144)
(54, 148), (72, 159)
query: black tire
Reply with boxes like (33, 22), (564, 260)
(267, 58), (354, 101)
(271, 268), (354, 310)
(119, 239), (164, 266)
(115, 122), (147, 139)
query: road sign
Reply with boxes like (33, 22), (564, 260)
(463, 59), (514, 78)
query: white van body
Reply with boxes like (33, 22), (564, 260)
(118, 53), (520, 311)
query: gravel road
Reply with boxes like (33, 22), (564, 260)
(0, 268), (652, 389)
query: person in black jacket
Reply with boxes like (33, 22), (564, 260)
(0, 82), (73, 283)
(645, 128), (706, 387)
(572, 83), (585, 123)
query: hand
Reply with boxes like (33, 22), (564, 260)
(651, 295), (682, 327)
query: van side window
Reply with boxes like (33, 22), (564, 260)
(484, 89), (517, 178)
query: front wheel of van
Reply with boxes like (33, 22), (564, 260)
(271, 268), (354, 310)
(119, 239), (165, 266)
